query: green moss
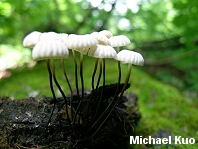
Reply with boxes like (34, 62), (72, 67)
(128, 68), (198, 148)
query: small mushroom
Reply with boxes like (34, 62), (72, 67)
(99, 30), (113, 38)
(88, 45), (117, 92)
(64, 34), (98, 125)
(109, 35), (131, 49)
(115, 49), (144, 107)
(108, 35), (131, 101)
(88, 45), (117, 59)
(32, 39), (72, 128)
(64, 34), (98, 54)
(39, 32), (60, 41)
(32, 40), (69, 60)
(90, 32), (110, 45)
(88, 44), (117, 122)
(90, 49), (144, 137)
(23, 31), (42, 48)
(117, 49), (144, 66)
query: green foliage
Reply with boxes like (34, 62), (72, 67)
(172, 0), (198, 49)
(1, 0), (197, 49)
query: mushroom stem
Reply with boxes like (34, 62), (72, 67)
(61, 59), (73, 120)
(46, 59), (57, 127)
(118, 63), (132, 98)
(51, 59), (72, 131)
(113, 46), (121, 99)
(89, 59), (102, 124)
(92, 58), (105, 122)
(117, 47), (120, 52)
(72, 49), (80, 98)
(95, 59), (103, 95)
(91, 58), (99, 94)
(87, 60), (121, 132)
(102, 61), (122, 112)
(114, 61), (121, 97)
(91, 64), (132, 137)
(86, 58), (99, 124)
(73, 53), (84, 125)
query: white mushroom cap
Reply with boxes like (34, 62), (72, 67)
(88, 45), (117, 59)
(99, 30), (113, 38)
(90, 32), (110, 45)
(64, 34), (98, 54)
(32, 40), (69, 61)
(23, 31), (42, 48)
(117, 50), (144, 66)
(40, 32), (63, 41)
(109, 35), (131, 47)
(58, 33), (68, 42)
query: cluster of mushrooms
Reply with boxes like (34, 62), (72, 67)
(23, 30), (144, 140)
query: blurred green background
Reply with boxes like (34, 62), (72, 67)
(0, 0), (198, 148)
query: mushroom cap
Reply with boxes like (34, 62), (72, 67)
(23, 31), (42, 48)
(58, 33), (68, 42)
(117, 50), (144, 66)
(88, 45), (117, 59)
(90, 32), (110, 45)
(64, 34), (98, 54)
(109, 35), (131, 47)
(40, 32), (63, 41)
(32, 40), (69, 61)
(99, 30), (113, 38)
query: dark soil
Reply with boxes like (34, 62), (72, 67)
(0, 83), (140, 149)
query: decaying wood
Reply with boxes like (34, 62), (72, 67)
(0, 83), (140, 149)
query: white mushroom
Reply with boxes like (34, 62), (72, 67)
(117, 49), (144, 66)
(32, 39), (72, 128)
(88, 44), (117, 121)
(90, 32), (110, 45)
(109, 35), (131, 48)
(23, 31), (42, 48)
(90, 49), (144, 137)
(39, 32), (62, 41)
(32, 40), (69, 60)
(63, 34), (98, 123)
(99, 30), (113, 38)
(88, 45), (117, 59)
(64, 34), (98, 54)
(116, 49), (144, 108)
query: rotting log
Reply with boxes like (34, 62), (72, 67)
(0, 83), (140, 149)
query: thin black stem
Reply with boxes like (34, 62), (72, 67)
(61, 59), (73, 120)
(89, 51), (121, 129)
(86, 58), (99, 124)
(46, 59), (57, 127)
(91, 58), (99, 93)
(72, 49), (80, 98)
(51, 59), (72, 131)
(92, 53), (121, 126)
(114, 61), (121, 98)
(114, 46), (121, 98)
(95, 59), (103, 95)
(91, 64), (132, 137)
(87, 60), (121, 132)
(73, 53), (84, 125)
(89, 59), (103, 124)
(92, 59), (105, 122)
